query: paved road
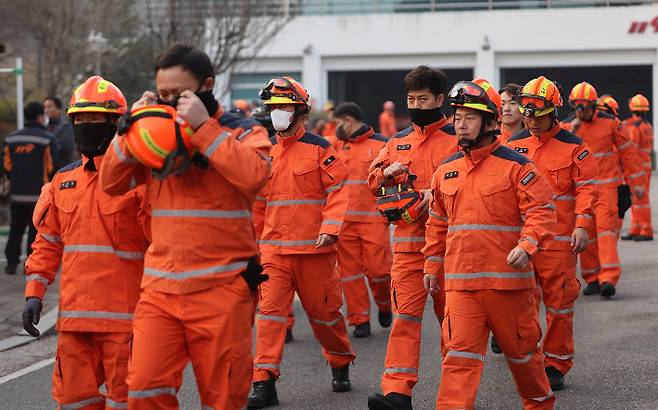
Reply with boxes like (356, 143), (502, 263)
(0, 176), (657, 409)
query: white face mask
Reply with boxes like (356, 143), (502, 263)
(271, 109), (294, 132)
(41, 115), (49, 128)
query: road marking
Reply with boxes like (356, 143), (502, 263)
(0, 357), (54, 385)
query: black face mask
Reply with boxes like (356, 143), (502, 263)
(408, 107), (443, 127)
(196, 90), (218, 116)
(73, 122), (117, 157)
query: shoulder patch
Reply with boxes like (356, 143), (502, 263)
(56, 159), (83, 174)
(521, 171), (536, 186)
(440, 123), (456, 135)
(491, 146), (530, 165)
(59, 180), (77, 190)
(597, 111), (615, 120)
(299, 132), (331, 149)
(323, 155), (336, 167)
(396, 144), (411, 151)
(507, 129), (531, 142)
(370, 133), (388, 143)
(444, 170), (459, 179)
(577, 149), (590, 161)
(218, 111), (260, 130)
(393, 126), (413, 139)
(553, 129), (582, 145)
(442, 151), (464, 165)
(514, 147), (529, 153)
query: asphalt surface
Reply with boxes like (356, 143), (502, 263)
(0, 175), (657, 409)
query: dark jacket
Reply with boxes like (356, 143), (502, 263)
(48, 116), (76, 165)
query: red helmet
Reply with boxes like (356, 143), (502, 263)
(375, 173), (424, 226)
(628, 94), (650, 112)
(569, 82), (598, 105)
(597, 94), (619, 116)
(518, 76), (563, 117)
(67, 76), (127, 117)
(449, 78), (501, 120)
(259, 76), (310, 112)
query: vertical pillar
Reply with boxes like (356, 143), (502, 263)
(475, 36), (498, 86)
(302, 44), (324, 106)
(652, 52), (658, 169)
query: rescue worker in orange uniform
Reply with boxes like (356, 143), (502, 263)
(367, 66), (457, 410)
(322, 101), (337, 137)
(379, 100), (398, 137)
(22, 76), (149, 410)
(621, 94), (654, 241)
(425, 79), (557, 410)
(248, 77), (355, 409)
(562, 82), (645, 298)
(100, 45), (271, 410)
(507, 76), (598, 390)
(498, 83), (524, 144)
(326, 101), (393, 338)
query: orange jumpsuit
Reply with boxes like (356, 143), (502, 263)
(499, 124), (522, 145)
(368, 118), (457, 396)
(327, 126), (392, 326)
(562, 111), (644, 286)
(624, 117), (653, 238)
(379, 111), (397, 137)
(254, 126), (355, 382)
(424, 140), (556, 410)
(100, 108), (271, 410)
(506, 125), (598, 375)
(25, 156), (149, 410)
(322, 120), (337, 138)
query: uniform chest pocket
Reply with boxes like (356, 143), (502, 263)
(56, 200), (78, 237)
(479, 178), (515, 220)
(98, 196), (141, 241)
(439, 183), (460, 218)
(546, 160), (572, 194)
(293, 159), (321, 192)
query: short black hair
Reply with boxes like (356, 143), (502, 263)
(404, 65), (448, 97)
(155, 44), (215, 85)
(333, 102), (363, 122)
(24, 101), (45, 122)
(44, 96), (63, 109)
(498, 83), (522, 98)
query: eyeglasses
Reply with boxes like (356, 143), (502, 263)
(259, 78), (306, 102)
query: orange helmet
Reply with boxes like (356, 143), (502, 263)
(449, 78), (501, 119)
(259, 76), (310, 111)
(375, 173), (423, 226)
(628, 94), (650, 112)
(569, 82), (598, 105)
(117, 105), (196, 180)
(518, 76), (563, 117)
(234, 99), (250, 111)
(597, 94), (619, 116)
(67, 76), (127, 116)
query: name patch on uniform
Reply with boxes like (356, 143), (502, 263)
(323, 155), (336, 166)
(60, 180), (77, 190)
(515, 147), (529, 153)
(397, 144), (411, 151)
(521, 172), (536, 186)
(444, 171), (459, 179)
(577, 150), (590, 161)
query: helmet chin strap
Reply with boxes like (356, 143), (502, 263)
(459, 121), (500, 150)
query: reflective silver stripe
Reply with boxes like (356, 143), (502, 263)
(554, 195), (575, 201)
(429, 211), (448, 221)
(259, 240), (317, 247)
(640, 148), (652, 153)
(629, 171), (645, 178)
(371, 275), (391, 283)
(554, 235), (572, 242)
(10, 194), (39, 202)
(447, 350), (485, 362)
(112, 138), (136, 164)
(267, 199), (326, 206)
(593, 151), (614, 158)
(327, 350), (354, 356)
(384, 367), (417, 374)
(237, 128), (253, 140)
(346, 210), (381, 216)
(152, 209), (251, 218)
(393, 236), (425, 243)
(60, 396), (104, 410)
(426, 256), (444, 262)
(506, 351), (534, 364)
(592, 177), (622, 185)
(601, 263), (620, 269)
(64, 245), (144, 260)
(446, 271), (534, 280)
(323, 219), (342, 226)
(341, 273), (365, 282)
(575, 179), (595, 187)
(106, 398), (128, 409)
(634, 204), (651, 208)
(448, 224), (522, 233)
(520, 237), (538, 246)
(58, 310), (133, 320)
(546, 306), (574, 315)
(256, 196), (266, 201)
(540, 203), (556, 210)
(617, 140), (632, 150)
(544, 351), (574, 360)
(311, 317), (340, 327)
(204, 131), (230, 157)
(396, 313), (422, 322)
(326, 182), (344, 193)
(6, 135), (51, 145)
(581, 268), (600, 274)
(577, 213), (593, 219)
(598, 231), (617, 238)
(255, 363), (280, 370)
(258, 314), (287, 323)
(529, 391), (554, 403)
(144, 261), (248, 280)
(202, 405), (214, 410)
(344, 179), (367, 185)
(41, 233), (62, 243)
(128, 387), (177, 398)
(26, 274), (49, 286)
(129, 176), (137, 190)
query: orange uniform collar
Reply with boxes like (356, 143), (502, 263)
(464, 139), (501, 165)
(82, 155), (103, 172)
(276, 125), (306, 146)
(532, 123), (562, 143)
(352, 126), (374, 143)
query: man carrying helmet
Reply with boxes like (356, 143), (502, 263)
(367, 66), (457, 410)
(22, 76), (149, 410)
(247, 76), (355, 409)
(100, 44), (272, 410)
(562, 82), (644, 298)
(621, 94), (654, 241)
(424, 78), (556, 410)
(498, 83), (524, 144)
(507, 76), (598, 390)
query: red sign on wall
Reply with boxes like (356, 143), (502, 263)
(629, 16), (658, 33)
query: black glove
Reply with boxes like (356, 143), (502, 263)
(240, 256), (268, 291)
(22, 297), (43, 337)
(617, 184), (632, 218)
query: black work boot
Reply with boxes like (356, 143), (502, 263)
(4, 262), (17, 275)
(620, 233), (636, 241)
(583, 281), (600, 295)
(353, 322), (371, 338)
(284, 328), (293, 344)
(633, 235), (654, 242)
(247, 376), (278, 409)
(600, 282), (616, 298)
(378, 310), (393, 328)
(490, 335), (502, 354)
(331, 365), (352, 392)
(368, 392), (413, 410)
(545, 366), (565, 391)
